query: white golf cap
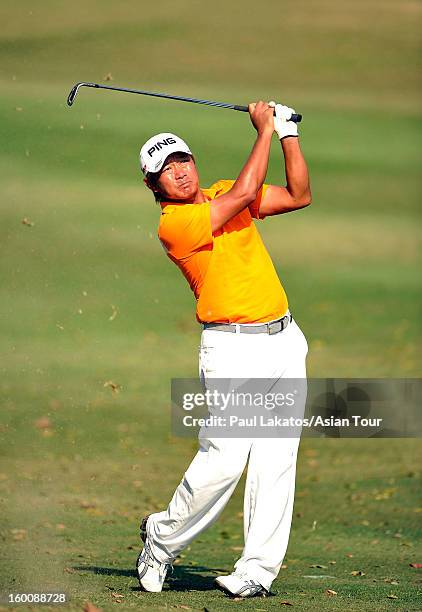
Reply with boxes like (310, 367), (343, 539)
(139, 132), (192, 175)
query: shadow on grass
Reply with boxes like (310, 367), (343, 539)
(73, 564), (226, 592)
(166, 565), (224, 592)
(73, 566), (134, 577)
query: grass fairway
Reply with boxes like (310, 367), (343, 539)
(1, 1), (421, 610)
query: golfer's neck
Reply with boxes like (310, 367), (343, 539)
(173, 189), (207, 205)
(161, 189), (207, 206)
(193, 188), (207, 203)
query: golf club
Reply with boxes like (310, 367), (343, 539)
(67, 82), (302, 122)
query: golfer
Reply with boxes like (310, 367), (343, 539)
(136, 101), (311, 597)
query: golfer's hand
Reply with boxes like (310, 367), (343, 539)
(269, 101), (299, 140)
(249, 101), (274, 136)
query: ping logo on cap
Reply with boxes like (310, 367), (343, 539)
(147, 137), (177, 158)
(140, 132), (192, 175)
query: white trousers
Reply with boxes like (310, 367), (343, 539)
(146, 317), (308, 591)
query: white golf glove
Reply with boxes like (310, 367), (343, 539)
(268, 101), (298, 140)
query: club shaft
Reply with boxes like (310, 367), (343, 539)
(67, 82), (302, 122)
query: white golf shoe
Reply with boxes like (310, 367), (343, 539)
(215, 573), (269, 597)
(135, 541), (172, 593)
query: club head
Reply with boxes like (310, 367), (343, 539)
(67, 83), (82, 106)
(67, 82), (98, 107)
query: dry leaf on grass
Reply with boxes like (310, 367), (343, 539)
(103, 73), (113, 81)
(109, 305), (118, 321)
(34, 416), (51, 429)
(325, 589), (337, 596)
(80, 501), (97, 509)
(85, 507), (104, 516)
(83, 602), (102, 612)
(350, 570), (365, 576)
(374, 487), (397, 500)
(387, 594), (398, 600)
(280, 601), (293, 606)
(22, 217), (34, 226)
(104, 381), (121, 394)
(310, 564), (327, 569)
(11, 528), (27, 541)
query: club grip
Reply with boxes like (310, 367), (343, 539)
(234, 105), (302, 123)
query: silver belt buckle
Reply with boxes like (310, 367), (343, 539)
(268, 320), (282, 335)
(268, 315), (290, 335)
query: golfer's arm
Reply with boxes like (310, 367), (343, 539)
(258, 138), (311, 216)
(210, 130), (272, 232)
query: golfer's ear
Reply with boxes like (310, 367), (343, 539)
(144, 177), (155, 192)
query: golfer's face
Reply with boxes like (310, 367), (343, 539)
(157, 155), (199, 202)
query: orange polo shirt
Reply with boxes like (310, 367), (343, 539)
(158, 180), (288, 323)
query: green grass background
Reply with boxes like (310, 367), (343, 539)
(0, 1), (421, 610)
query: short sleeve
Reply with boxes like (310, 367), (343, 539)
(158, 202), (213, 259)
(248, 184), (269, 220)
